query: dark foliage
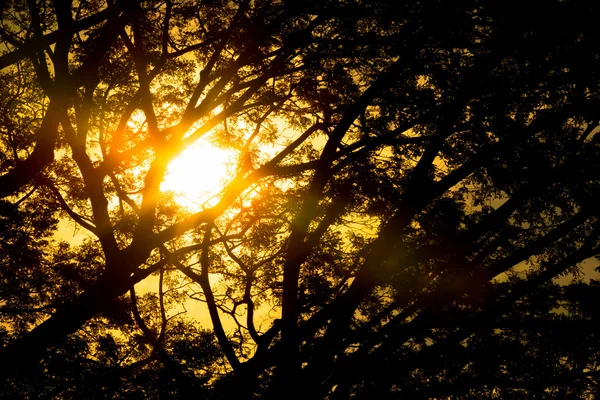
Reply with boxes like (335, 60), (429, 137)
(1, 0), (599, 398)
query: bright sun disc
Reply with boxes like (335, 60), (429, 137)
(160, 137), (236, 208)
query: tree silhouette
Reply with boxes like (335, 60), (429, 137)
(1, 0), (599, 398)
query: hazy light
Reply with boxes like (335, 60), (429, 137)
(160, 136), (236, 209)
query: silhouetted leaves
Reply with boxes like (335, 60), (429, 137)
(1, 0), (599, 398)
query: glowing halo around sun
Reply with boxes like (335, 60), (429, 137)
(160, 136), (236, 209)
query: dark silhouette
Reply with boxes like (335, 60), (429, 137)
(1, 0), (599, 398)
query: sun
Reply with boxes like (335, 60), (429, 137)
(160, 136), (236, 208)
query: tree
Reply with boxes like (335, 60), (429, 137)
(1, 0), (599, 398)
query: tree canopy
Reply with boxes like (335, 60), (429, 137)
(1, 0), (599, 398)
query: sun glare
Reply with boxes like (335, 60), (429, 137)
(160, 137), (236, 208)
